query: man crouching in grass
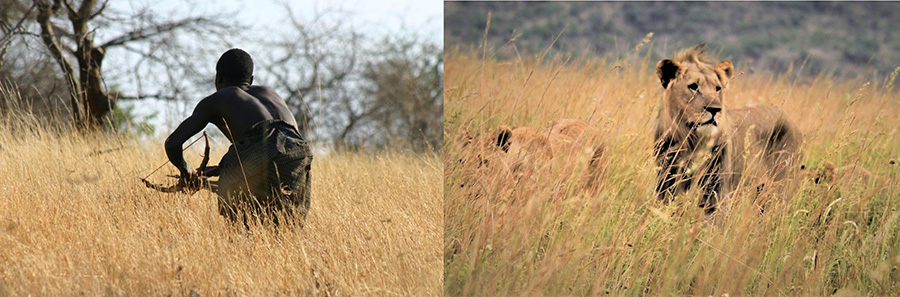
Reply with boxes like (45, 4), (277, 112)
(165, 48), (312, 227)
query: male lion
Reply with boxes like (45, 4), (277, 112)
(653, 45), (802, 213)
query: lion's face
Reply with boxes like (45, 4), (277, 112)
(657, 58), (734, 127)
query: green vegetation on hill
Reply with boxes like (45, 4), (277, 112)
(445, 2), (900, 78)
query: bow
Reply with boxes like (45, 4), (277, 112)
(141, 131), (212, 194)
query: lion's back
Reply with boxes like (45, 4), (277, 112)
(728, 104), (802, 155)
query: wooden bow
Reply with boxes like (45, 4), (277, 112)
(141, 132), (211, 194)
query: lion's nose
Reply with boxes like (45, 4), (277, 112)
(705, 106), (721, 115)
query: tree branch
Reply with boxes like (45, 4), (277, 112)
(99, 17), (209, 49)
(119, 44), (166, 63)
(88, 0), (108, 20)
(116, 93), (176, 100)
(61, 0), (76, 17)
(0, 2), (36, 70)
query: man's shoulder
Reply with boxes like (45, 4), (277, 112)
(247, 85), (277, 93)
(197, 87), (244, 110)
(249, 85), (274, 90)
(248, 85), (286, 101)
(204, 85), (281, 104)
(203, 86), (235, 98)
(207, 86), (260, 100)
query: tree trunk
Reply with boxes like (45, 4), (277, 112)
(36, 0), (83, 125)
(35, 0), (113, 129)
(84, 47), (112, 127)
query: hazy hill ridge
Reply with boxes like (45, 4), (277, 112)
(445, 2), (900, 78)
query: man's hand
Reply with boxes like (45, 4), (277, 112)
(176, 169), (203, 193)
(141, 169), (206, 194)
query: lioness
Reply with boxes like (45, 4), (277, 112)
(546, 119), (606, 191)
(653, 45), (802, 213)
(459, 119), (605, 190)
(461, 125), (552, 174)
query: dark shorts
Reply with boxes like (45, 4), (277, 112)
(217, 119), (312, 223)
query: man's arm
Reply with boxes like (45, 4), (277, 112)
(165, 98), (215, 177)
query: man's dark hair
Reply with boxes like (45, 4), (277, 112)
(216, 48), (253, 84)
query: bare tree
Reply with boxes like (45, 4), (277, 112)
(0, 1), (35, 70)
(257, 7), (362, 141)
(257, 8), (443, 151)
(9, 0), (235, 129)
(359, 35), (443, 152)
(1, 0), (71, 122)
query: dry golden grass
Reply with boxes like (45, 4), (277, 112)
(0, 114), (441, 295)
(444, 46), (900, 296)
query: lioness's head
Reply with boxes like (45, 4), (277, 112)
(459, 126), (551, 171)
(800, 162), (837, 185)
(657, 45), (734, 128)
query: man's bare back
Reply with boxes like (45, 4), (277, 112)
(181, 85), (296, 140)
(216, 85), (298, 141)
(165, 49), (298, 178)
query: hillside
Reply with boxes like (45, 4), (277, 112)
(445, 2), (900, 78)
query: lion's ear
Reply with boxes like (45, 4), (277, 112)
(656, 59), (681, 89)
(495, 126), (513, 152)
(716, 60), (734, 80)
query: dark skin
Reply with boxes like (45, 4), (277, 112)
(165, 73), (299, 185)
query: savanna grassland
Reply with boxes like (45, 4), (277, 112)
(444, 45), (900, 295)
(0, 110), (441, 295)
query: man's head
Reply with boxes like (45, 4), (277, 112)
(215, 48), (254, 90)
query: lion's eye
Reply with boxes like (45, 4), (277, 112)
(688, 83), (699, 91)
(715, 86), (722, 92)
